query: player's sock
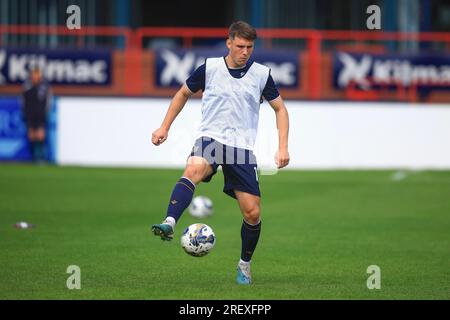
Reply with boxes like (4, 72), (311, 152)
(37, 141), (45, 161)
(240, 219), (261, 262)
(162, 216), (176, 229)
(239, 259), (250, 268)
(166, 176), (196, 223)
(33, 142), (43, 162)
(30, 142), (38, 162)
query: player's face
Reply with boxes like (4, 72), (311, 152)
(226, 36), (254, 68)
(30, 70), (42, 85)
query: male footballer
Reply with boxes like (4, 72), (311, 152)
(151, 21), (290, 284)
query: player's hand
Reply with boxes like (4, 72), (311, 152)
(275, 148), (290, 169)
(151, 127), (169, 146)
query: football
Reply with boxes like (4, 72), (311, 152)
(180, 223), (216, 257)
(188, 195), (213, 218)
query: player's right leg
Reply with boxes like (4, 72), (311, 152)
(152, 156), (214, 241)
(234, 190), (261, 284)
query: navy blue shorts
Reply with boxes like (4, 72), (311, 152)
(189, 136), (260, 199)
(25, 113), (46, 129)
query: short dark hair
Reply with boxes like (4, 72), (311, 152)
(228, 21), (257, 41)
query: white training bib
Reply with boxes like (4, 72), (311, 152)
(196, 57), (270, 150)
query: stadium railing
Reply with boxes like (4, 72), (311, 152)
(1, 25), (449, 102)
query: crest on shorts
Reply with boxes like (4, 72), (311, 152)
(191, 145), (200, 153)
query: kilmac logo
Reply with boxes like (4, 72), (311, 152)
(157, 49), (298, 88)
(0, 51), (7, 84)
(336, 52), (450, 89)
(0, 49), (110, 85)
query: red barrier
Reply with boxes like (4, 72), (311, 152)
(1, 25), (449, 101)
(133, 27), (450, 101)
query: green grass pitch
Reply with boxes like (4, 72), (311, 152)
(0, 164), (449, 299)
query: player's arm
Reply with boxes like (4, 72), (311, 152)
(45, 84), (53, 114)
(151, 84), (194, 146)
(21, 82), (30, 121)
(268, 96), (290, 168)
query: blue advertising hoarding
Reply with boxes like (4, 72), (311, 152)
(0, 97), (56, 162)
(333, 51), (450, 92)
(0, 48), (111, 86)
(155, 48), (299, 89)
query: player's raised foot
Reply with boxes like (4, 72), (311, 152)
(151, 223), (174, 241)
(236, 261), (252, 285)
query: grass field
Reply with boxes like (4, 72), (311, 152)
(0, 164), (449, 299)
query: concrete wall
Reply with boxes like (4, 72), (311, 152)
(57, 97), (450, 169)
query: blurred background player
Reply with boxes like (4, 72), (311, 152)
(21, 67), (52, 163)
(151, 21), (290, 285)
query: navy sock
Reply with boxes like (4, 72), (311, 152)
(37, 141), (46, 161)
(240, 220), (261, 262)
(166, 177), (196, 222)
(31, 142), (38, 162)
(29, 142), (34, 161)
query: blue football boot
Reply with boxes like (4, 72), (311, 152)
(236, 262), (252, 285)
(151, 223), (174, 241)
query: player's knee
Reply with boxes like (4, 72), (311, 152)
(243, 204), (260, 225)
(28, 129), (36, 141)
(183, 165), (199, 181)
(183, 163), (207, 184)
(37, 130), (45, 141)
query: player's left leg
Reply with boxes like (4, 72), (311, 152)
(221, 145), (261, 284)
(28, 116), (46, 163)
(35, 126), (46, 162)
(234, 190), (261, 284)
